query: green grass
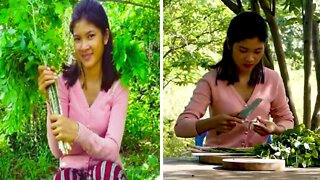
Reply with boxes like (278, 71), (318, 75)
(164, 67), (317, 158)
(0, 146), (57, 180)
(123, 154), (159, 180)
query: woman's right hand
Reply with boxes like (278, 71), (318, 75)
(38, 65), (57, 96)
(212, 113), (244, 134)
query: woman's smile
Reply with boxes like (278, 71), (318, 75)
(243, 63), (254, 69)
(81, 53), (93, 62)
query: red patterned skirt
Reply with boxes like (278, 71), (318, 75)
(53, 160), (126, 180)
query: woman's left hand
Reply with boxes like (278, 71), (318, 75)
(49, 114), (79, 143)
(252, 116), (277, 136)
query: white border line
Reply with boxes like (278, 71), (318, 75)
(159, 0), (164, 179)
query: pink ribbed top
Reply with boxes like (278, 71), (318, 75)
(175, 67), (293, 147)
(47, 75), (128, 170)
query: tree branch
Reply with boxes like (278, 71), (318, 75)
(220, 0), (244, 14)
(263, 42), (275, 69)
(164, 75), (196, 88)
(236, 0), (243, 10)
(272, 0), (275, 16)
(164, 38), (216, 59)
(164, 76), (178, 89)
(164, 31), (218, 59)
(103, 0), (158, 11)
(258, 0), (272, 15)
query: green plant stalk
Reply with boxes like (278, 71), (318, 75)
(47, 81), (71, 154)
(29, 0), (71, 155)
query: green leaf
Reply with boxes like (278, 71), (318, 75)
(54, 2), (64, 15)
(294, 140), (301, 148)
(305, 153), (311, 158)
(302, 161), (307, 168)
(312, 149), (318, 158)
(7, 29), (16, 35)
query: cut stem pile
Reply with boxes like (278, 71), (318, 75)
(187, 144), (255, 154)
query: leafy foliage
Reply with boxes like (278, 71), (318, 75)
(0, 0), (159, 179)
(276, 9), (304, 70)
(0, 0), (69, 136)
(113, 34), (148, 86)
(254, 124), (320, 167)
(105, 1), (160, 178)
(164, 0), (233, 87)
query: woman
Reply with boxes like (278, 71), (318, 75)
(175, 12), (293, 147)
(38, 0), (128, 179)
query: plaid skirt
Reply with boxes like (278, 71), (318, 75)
(53, 160), (126, 180)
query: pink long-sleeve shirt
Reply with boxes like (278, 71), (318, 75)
(47, 75), (128, 170)
(175, 67), (294, 147)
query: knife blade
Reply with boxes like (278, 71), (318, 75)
(238, 98), (262, 119)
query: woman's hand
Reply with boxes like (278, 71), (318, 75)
(38, 65), (57, 96)
(49, 114), (79, 143)
(253, 116), (285, 136)
(213, 113), (244, 134)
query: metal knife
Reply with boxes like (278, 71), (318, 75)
(238, 98), (263, 119)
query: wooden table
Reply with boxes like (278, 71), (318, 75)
(164, 157), (320, 180)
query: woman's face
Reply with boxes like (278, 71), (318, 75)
(73, 18), (108, 70)
(232, 37), (265, 73)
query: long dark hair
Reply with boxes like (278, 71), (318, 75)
(212, 11), (267, 86)
(63, 0), (119, 92)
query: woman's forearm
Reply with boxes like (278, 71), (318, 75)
(195, 117), (215, 135)
(272, 124), (286, 135)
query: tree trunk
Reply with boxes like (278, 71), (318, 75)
(259, 0), (299, 126)
(250, 0), (260, 12)
(250, 0), (274, 70)
(263, 42), (275, 69)
(311, 19), (320, 130)
(303, 0), (313, 129)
